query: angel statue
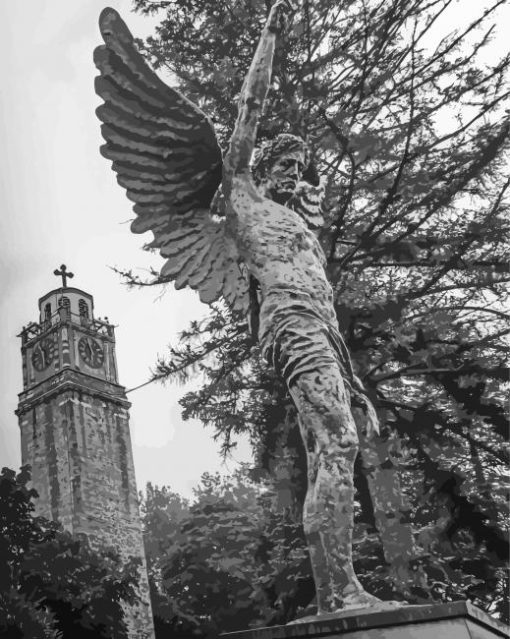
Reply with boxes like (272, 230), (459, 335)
(94, 0), (399, 616)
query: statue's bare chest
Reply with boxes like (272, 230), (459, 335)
(229, 179), (323, 265)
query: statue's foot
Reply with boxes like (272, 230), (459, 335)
(336, 589), (403, 613)
(287, 595), (404, 624)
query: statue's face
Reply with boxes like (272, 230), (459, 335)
(264, 150), (306, 204)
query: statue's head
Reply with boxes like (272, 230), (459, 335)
(252, 134), (310, 204)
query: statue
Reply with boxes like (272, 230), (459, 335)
(94, 1), (400, 616)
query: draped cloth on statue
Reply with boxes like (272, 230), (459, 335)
(259, 291), (353, 386)
(259, 290), (378, 429)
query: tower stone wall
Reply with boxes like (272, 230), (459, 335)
(17, 281), (155, 639)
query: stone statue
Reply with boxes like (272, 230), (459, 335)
(94, 0), (398, 615)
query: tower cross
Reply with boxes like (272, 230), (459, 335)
(53, 264), (74, 288)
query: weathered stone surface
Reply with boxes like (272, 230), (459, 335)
(17, 284), (155, 639)
(221, 602), (509, 639)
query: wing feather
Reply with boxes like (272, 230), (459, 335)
(100, 124), (206, 173)
(100, 144), (169, 172)
(152, 225), (204, 252)
(191, 237), (225, 293)
(97, 10), (200, 123)
(174, 238), (213, 289)
(197, 268), (225, 304)
(159, 229), (206, 256)
(96, 104), (196, 147)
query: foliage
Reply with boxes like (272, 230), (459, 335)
(0, 466), (140, 638)
(140, 484), (199, 637)
(0, 588), (62, 639)
(129, 0), (510, 625)
(140, 470), (313, 637)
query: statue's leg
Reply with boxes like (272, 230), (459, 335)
(288, 363), (382, 613)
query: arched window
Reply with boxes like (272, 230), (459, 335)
(58, 296), (71, 320)
(42, 302), (52, 330)
(79, 299), (89, 319)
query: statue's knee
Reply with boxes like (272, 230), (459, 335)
(303, 514), (319, 538)
(306, 418), (358, 461)
(302, 499), (326, 536)
(322, 409), (359, 451)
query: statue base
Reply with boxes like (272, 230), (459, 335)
(221, 602), (508, 639)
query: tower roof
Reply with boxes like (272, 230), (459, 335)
(38, 287), (93, 308)
(35, 265), (96, 328)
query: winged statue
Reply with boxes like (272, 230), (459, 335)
(94, 0), (400, 617)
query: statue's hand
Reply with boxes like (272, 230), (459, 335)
(267, 0), (294, 33)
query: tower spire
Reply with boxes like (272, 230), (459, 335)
(53, 264), (74, 288)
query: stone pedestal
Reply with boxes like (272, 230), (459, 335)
(222, 602), (508, 639)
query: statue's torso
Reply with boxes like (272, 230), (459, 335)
(228, 174), (337, 327)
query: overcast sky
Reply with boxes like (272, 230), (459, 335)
(0, 1), (508, 500)
(0, 0), (252, 499)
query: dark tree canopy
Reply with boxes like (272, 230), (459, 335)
(124, 0), (509, 625)
(0, 466), (140, 638)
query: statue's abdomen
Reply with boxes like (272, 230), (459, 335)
(241, 200), (333, 310)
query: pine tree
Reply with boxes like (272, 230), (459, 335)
(125, 0), (509, 620)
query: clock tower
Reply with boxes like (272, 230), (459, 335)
(16, 266), (155, 639)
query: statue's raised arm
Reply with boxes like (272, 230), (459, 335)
(224, 0), (290, 182)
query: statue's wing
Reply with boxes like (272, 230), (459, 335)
(149, 206), (249, 312)
(94, 8), (248, 311)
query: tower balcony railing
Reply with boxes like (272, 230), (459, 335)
(20, 308), (114, 345)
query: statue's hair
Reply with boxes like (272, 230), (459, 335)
(251, 133), (310, 183)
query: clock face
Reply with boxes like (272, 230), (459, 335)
(78, 336), (104, 368)
(32, 337), (55, 371)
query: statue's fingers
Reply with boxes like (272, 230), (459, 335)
(268, 0), (288, 30)
(273, 0), (294, 14)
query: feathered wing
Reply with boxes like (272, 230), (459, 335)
(94, 7), (248, 311)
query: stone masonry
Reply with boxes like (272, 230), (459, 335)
(16, 281), (155, 639)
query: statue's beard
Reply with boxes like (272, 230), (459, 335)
(264, 180), (296, 205)
(272, 190), (294, 204)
